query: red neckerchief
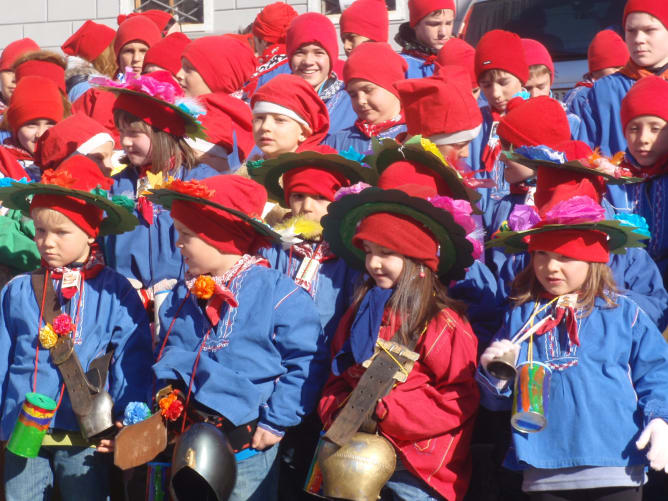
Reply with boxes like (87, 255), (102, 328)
(535, 294), (580, 346)
(354, 113), (405, 139)
(575, 80), (594, 88)
(482, 110), (503, 172)
(290, 241), (336, 296)
(619, 59), (668, 81)
(1, 139), (33, 161)
(0, 145), (31, 180)
(45, 243), (106, 300)
(402, 49), (438, 67)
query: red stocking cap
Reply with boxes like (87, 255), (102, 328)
(395, 73), (481, 142)
(378, 160), (454, 196)
(475, 30), (529, 84)
(408, 0), (456, 27)
(72, 88), (120, 148)
(528, 229), (609, 263)
(521, 39), (555, 82)
(282, 145), (349, 205)
(253, 2), (298, 45)
(251, 73), (330, 149)
(436, 38), (477, 90)
(62, 20), (116, 63)
(7, 76), (64, 137)
(118, 10), (174, 33)
(353, 183), (439, 270)
(340, 0), (389, 43)
(14, 59), (65, 94)
(287, 13), (338, 72)
(0, 38), (39, 72)
(30, 155), (114, 238)
(621, 76), (668, 130)
(171, 176), (271, 255)
(498, 96), (571, 148)
(588, 30), (629, 74)
(143, 32), (190, 77)
(624, 0), (668, 29)
(114, 16), (161, 61)
(343, 42), (407, 98)
(182, 35), (256, 94)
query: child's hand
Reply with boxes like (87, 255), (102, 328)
(480, 340), (520, 373)
(95, 421), (123, 453)
(637, 418), (668, 472)
(251, 426), (282, 451)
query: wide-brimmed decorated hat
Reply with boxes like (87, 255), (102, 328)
(322, 184), (480, 282)
(365, 135), (483, 211)
(0, 156), (138, 236)
(246, 145), (377, 207)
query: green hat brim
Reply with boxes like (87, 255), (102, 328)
(247, 151), (378, 207)
(0, 183), (139, 236)
(146, 189), (283, 242)
(485, 220), (649, 255)
(322, 186), (474, 281)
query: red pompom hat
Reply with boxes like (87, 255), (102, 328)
(117, 10), (174, 34)
(251, 73), (330, 149)
(114, 16), (162, 62)
(353, 183), (440, 270)
(343, 42), (407, 98)
(395, 73), (482, 144)
(143, 32), (191, 77)
(621, 76), (668, 130)
(475, 30), (529, 84)
(14, 58), (66, 95)
(61, 20), (116, 63)
(497, 96), (571, 149)
(408, 0), (456, 28)
(6, 76), (64, 136)
(30, 155), (114, 238)
(182, 35), (256, 94)
(340, 0), (389, 43)
(72, 88), (120, 148)
(0, 38), (39, 72)
(623, 0), (668, 29)
(588, 30), (630, 74)
(252, 2), (298, 45)
(521, 38), (555, 82)
(171, 176), (271, 255)
(282, 145), (350, 205)
(436, 38), (477, 90)
(34, 113), (115, 172)
(287, 13), (339, 71)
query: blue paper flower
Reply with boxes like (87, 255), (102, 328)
(515, 145), (567, 164)
(339, 147), (365, 164)
(614, 213), (651, 238)
(0, 177), (28, 188)
(512, 90), (531, 101)
(123, 401), (152, 426)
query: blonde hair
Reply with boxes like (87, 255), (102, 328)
(92, 44), (118, 78)
(529, 64), (552, 80)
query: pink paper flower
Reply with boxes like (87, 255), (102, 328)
(543, 195), (605, 224)
(334, 182), (371, 201)
(52, 314), (74, 336)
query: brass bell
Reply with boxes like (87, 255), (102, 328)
(317, 432), (396, 501)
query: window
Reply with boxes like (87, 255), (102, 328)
(310, 0), (407, 22)
(321, 0), (396, 15)
(124, 0), (213, 32)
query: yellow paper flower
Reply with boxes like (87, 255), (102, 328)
(39, 324), (58, 349)
(192, 275), (216, 299)
(420, 137), (447, 165)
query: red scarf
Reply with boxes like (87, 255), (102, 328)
(534, 295), (580, 346)
(619, 59), (668, 81)
(354, 113), (405, 139)
(402, 49), (438, 67)
(45, 243), (106, 300)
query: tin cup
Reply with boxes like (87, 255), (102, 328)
(511, 361), (551, 433)
(7, 392), (57, 458)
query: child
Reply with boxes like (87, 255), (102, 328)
(340, 0), (389, 56)
(286, 12), (357, 132)
(117, 9), (179, 37)
(323, 42), (407, 154)
(0, 155), (152, 501)
(0, 38), (39, 115)
(148, 175), (326, 501)
(479, 188), (668, 500)
(395, 0), (456, 79)
(435, 37), (479, 100)
(318, 182), (480, 500)
(114, 15), (161, 80)
(142, 32), (190, 78)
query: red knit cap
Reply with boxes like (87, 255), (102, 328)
(340, 0), (389, 43)
(287, 13), (338, 71)
(621, 76), (668, 130)
(171, 176), (271, 255)
(475, 30), (529, 84)
(623, 0), (668, 29)
(251, 73), (330, 149)
(6, 76), (64, 136)
(182, 35), (256, 94)
(588, 30), (629, 74)
(378, 160), (454, 196)
(522, 38), (555, 82)
(353, 183), (440, 270)
(408, 0), (456, 28)
(114, 16), (161, 61)
(436, 38), (477, 89)
(527, 229), (609, 263)
(117, 10), (174, 34)
(253, 2), (298, 45)
(14, 59), (65, 95)
(498, 96), (571, 149)
(343, 42), (407, 98)
(0, 38), (39, 72)
(34, 113), (114, 171)
(395, 74), (482, 143)
(143, 32), (190, 77)
(282, 145), (350, 205)
(72, 88), (120, 148)
(62, 20), (116, 63)
(30, 155), (114, 238)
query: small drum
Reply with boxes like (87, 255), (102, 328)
(511, 361), (551, 433)
(7, 392), (57, 458)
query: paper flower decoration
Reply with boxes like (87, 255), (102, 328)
(428, 195), (483, 259)
(41, 169), (76, 188)
(508, 205), (541, 231)
(419, 137), (447, 165)
(52, 314), (74, 336)
(123, 401), (152, 426)
(615, 213), (651, 238)
(334, 182), (371, 201)
(164, 179), (215, 199)
(192, 275), (216, 300)
(38, 324), (58, 349)
(159, 391), (184, 421)
(112, 195), (135, 211)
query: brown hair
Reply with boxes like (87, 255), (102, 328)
(351, 257), (466, 347)
(91, 44), (118, 78)
(511, 254), (618, 314)
(113, 109), (197, 173)
(478, 68), (520, 83)
(528, 64), (552, 80)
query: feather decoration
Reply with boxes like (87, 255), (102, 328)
(175, 96), (206, 119)
(274, 215), (323, 247)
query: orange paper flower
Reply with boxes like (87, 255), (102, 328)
(41, 169), (76, 188)
(158, 392), (184, 421)
(192, 275), (216, 299)
(165, 179), (215, 199)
